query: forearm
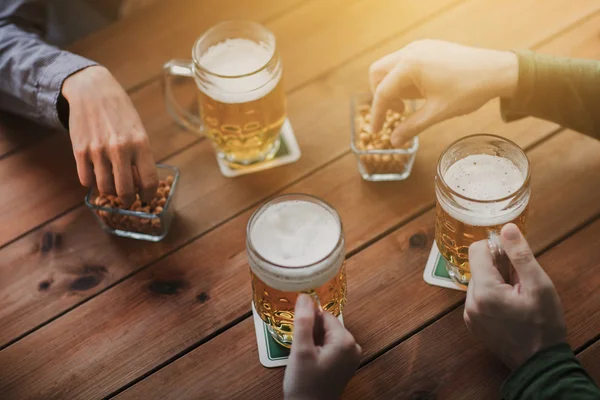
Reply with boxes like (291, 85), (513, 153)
(501, 50), (600, 140)
(502, 343), (600, 400)
(0, 0), (96, 129)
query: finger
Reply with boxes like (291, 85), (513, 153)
(73, 148), (95, 188)
(500, 224), (546, 286)
(468, 240), (506, 287)
(133, 144), (158, 203)
(112, 156), (135, 208)
(369, 51), (401, 93)
(390, 101), (445, 147)
(371, 63), (413, 135)
(465, 273), (476, 309)
(92, 155), (116, 195)
(321, 311), (350, 345)
(292, 294), (316, 351)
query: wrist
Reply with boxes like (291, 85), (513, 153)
(62, 65), (110, 102)
(490, 50), (519, 99)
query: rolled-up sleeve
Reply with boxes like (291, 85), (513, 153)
(0, 0), (97, 129)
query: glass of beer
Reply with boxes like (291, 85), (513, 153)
(435, 134), (531, 286)
(163, 21), (286, 165)
(247, 194), (347, 348)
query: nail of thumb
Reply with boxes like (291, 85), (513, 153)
(502, 223), (521, 241)
(296, 293), (312, 309)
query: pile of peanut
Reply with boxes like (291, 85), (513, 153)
(355, 105), (412, 175)
(94, 176), (174, 236)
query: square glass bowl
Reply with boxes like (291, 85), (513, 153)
(85, 164), (179, 242)
(350, 93), (419, 181)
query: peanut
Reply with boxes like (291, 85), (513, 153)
(355, 104), (412, 176)
(94, 175), (174, 236)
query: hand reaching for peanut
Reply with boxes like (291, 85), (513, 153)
(62, 66), (159, 207)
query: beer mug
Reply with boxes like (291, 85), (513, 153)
(163, 21), (286, 166)
(246, 194), (347, 347)
(435, 134), (531, 286)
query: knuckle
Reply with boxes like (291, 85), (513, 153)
(340, 335), (357, 352)
(79, 176), (93, 187)
(463, 309), (472, 327)
(512, 249), (535, 266)
(472, 290), (490, 310)
(108, 140), (130, 154)
(368, 61), (383, 76)
(142, 175), (159, 190)
(132, 134), (150, 148)
(73, 147), (88, 159)
(464, 301), (478, 317)
(294, 347), (315, 361)
(89, 143), (105, 157)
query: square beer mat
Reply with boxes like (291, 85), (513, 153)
(252, 302), (344, 368)
(423, 240), (466, 292)
(217, 119), (301, 178)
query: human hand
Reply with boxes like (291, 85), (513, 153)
(283, 294), (362, 400)
(369, 39), (519, 146)
(62, 66), (158, 207)
(464, 223), (567, 370)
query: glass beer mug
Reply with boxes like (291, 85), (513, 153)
(163, 21), (286, 166)
(247, 194), (347, 348)
(435, 134), (531, 286)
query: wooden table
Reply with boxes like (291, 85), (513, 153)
(1, 1), (600, 398)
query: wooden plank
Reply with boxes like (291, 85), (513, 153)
(0, 0), (596, 350)
(0, 114), (54, 159)
(0, 0), (458, 246)
(2, 129), (599, 400)
(579, 340), (600, 384)
(343, 218), (600, 399)
(67, 0), (306, 90)
(108, 130), (600, 399)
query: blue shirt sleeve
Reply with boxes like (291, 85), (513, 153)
(0, 0), (97, 129)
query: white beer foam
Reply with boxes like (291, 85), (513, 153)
(440, 154), (528, 226)
(197, 38), (281, 104)
(249, 200), (344, 292)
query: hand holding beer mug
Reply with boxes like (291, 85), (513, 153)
(283, 294), (361, 400)
(435, 134), (531, 286)
(465, 224), (567, 370)
(247, 194), (347, 347)
(164, 21), (286, 166)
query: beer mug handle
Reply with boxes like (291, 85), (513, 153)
(303, 289), (324, 312)
(162, 59), (203, 134)
(488, 230), (513, 283)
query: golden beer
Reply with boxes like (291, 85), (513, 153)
(247, 194), (347, 347)
(194, 21), (286, 165)
(435, 134), (531, 286)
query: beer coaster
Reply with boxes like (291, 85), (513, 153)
(423, 240), (466, 291)
(252, 302), (344, 368)
(217, 119), (301, 178)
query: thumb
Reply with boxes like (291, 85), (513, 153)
(500, 224), (547, 286)
(390, 100), (444, 147)
(291, 294), (317, 352)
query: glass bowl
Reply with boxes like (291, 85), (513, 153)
(85, 164), (179, 242)
(350, 93), (419, 181)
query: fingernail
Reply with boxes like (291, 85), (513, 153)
(503, 223), (520, 240)
(296, 293), (311, 308)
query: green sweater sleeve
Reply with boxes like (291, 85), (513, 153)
(502, 343), (600, 400)
(501, 50), (600, 140)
